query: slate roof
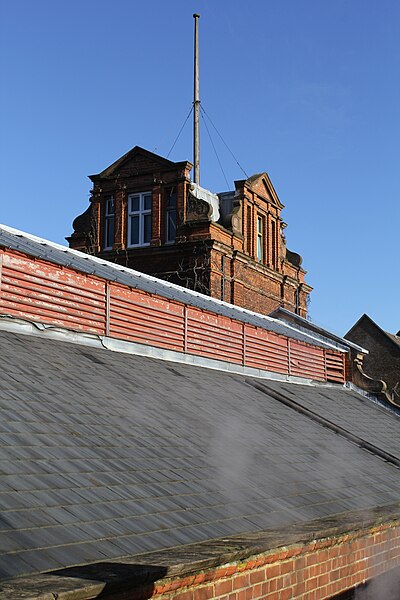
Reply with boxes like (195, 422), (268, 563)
(386, 330), (400, 349)
(1, 325), (400, 581)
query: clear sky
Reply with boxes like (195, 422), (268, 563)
(0, 0), (399, 336)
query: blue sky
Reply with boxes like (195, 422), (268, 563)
(1, 0), (399, 336)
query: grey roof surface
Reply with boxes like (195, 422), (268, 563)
(386, 331), (400, 349)
(0, 224), (347, 352)
(264, 379), (400, 458)
(1, 327), (400, 581)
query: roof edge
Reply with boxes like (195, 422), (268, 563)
(0, 315), (346, 389)
(271, 307), (368, 354)
(1, 503), (399, 600)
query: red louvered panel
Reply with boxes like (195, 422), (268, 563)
(0, 249), (348, 384)
(2, 253), (104, 293)
(326, 350), (346, 383)
(289, 340), (326, 380)
(244, 325), (289, 374)
(109, 284), (185, 352)
(186, 308), (243, 363)
(0, 253), (106, 334)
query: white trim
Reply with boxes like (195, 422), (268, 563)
(127, 192), (152, 247)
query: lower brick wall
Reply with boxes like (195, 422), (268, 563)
(104, 522), (400, 600)
(3, 508), (400, 599)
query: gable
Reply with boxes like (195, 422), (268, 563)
(90, 146), (184, 180)
(245, 173), (284, 208)
(346, 314), (400, 353)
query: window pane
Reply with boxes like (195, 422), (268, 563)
(105, 216), (114, 248)
(129, 196), (140, 212)
(143, 213), (152, 244)
(143, 194), (152, 211)
(130, 215), (139, 245)
(166, 210), (176, 242)
(106, 197), (115, 216)
(257, 236), (263, 261)
(167, 192), (176, 208)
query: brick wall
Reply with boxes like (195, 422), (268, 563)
(345, 319), (400, 396)
(68, 148), (312, 318)
(101, 521), (400, 600)
(4, 506), (400, 599)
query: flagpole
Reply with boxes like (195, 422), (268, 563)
(193, 13), (200, 185)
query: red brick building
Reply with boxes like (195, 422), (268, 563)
(67, 146), (312, 317)
(345, 314), (400, 403)
(1, 224), (400, 598)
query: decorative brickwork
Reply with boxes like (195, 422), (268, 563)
(67, 147), (312, 317)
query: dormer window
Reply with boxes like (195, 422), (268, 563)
(104, 196), (115, 250)
(128, 192), (152, 247)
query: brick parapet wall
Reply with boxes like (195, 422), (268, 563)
(3, 505), (400, 600)
(147, 527), (400, 600)
(100, 522), (400, 600)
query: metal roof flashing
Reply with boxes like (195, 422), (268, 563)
(0, 224), (347, 353)
(0, 314), (346, 390)
(271, 307), (368, 355)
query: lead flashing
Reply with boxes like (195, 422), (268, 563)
(0, 315), (343, 390)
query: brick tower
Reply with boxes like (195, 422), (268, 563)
(67, 146), (311, 316)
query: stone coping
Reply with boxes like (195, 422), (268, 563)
(1, 503), (400, 600)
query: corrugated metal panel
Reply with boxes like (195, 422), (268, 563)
(186, 308), (243, 364)
(289, 340), (326, 381)
(244, 325), (289, 374)
(0, 253), (106, 334)
(109, 284), (185, 352)
(0, 225), (349, 352)
(0, 246), (348, 383)
(326, 351), (346, 383)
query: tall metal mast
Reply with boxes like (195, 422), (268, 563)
(193, 13), (200, 185)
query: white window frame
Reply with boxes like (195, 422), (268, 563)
(127, 192), (152, 247)
(104, 195), (115, 250)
